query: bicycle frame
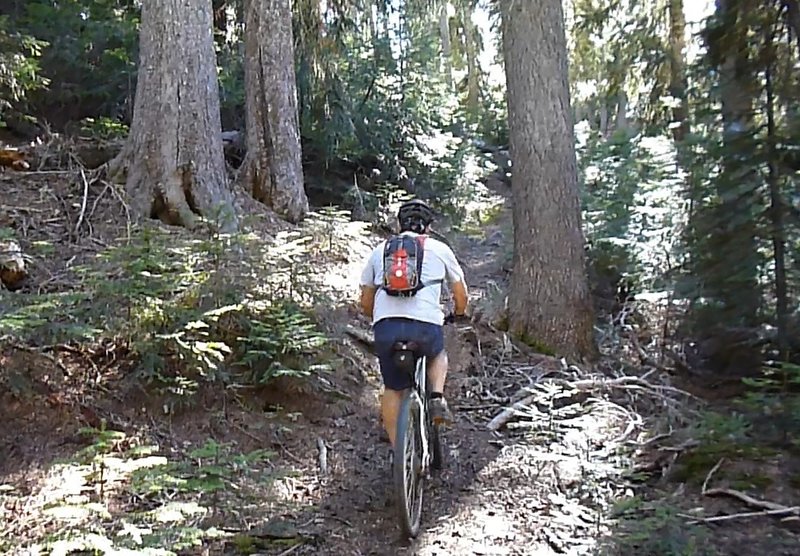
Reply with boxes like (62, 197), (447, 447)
(411, 354), (432, 474)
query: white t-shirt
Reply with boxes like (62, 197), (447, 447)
(359, 232), (466, 325)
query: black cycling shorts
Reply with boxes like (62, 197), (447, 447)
(373, 317), (444, 390)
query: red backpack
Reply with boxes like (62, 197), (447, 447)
(381, 235), (440, 297)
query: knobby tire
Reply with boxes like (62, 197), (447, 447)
(430, 421), (443, 471)
(393, 392), (424, 538)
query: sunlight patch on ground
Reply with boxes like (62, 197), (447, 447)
(416, 385), (634, 555)
(0, 433), (310, 554)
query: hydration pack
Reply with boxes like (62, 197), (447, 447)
(381, 235), (439, 297)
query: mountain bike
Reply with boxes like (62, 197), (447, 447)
(392, 314), (461, 538)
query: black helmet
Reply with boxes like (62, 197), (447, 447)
(398, 199), (435, 233)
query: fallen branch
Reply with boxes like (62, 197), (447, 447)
(682, 506), (800, 524)
(317, 438), (328, 476)
(487, 372), (692, 432)
(704, 487), (799, 516)
(276, 543), (304, 556)
(561, 375), (696, 399)
(487, 393), (537, 431)
(659, 439), (700, 453)
(702, 458), (725, 494)
(73, 168), (89, 239)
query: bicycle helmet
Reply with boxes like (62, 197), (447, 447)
(397, 199), (435, 233)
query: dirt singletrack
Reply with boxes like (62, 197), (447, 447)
(270, 192), (635, 556)
(3, 163), (800, 555)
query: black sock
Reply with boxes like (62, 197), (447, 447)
(430, 392), (443, 399)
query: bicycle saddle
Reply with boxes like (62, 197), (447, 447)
(391, 340), (420, 352)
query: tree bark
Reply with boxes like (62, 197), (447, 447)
(615, 90), (629, 132)
(439, 1), (453, 89)
(242, 0), (309, 224)
(462, 3), (481, 121)
(764, 28), (789, 359)
(501, 0), (596, 360)
(668, 0), (689, 142)
(213, 0), (228, 45)
(599, 98), (609, 136)
(112, 0), (236, 231)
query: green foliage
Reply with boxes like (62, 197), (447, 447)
(217, 40), (245, 130)
(1, 436), (271, 554)
(569, 0), (671, 132)
(0, 15), (49, 125)
(738, 361), (800, 448)
(577, 124), (685, 293)
(600, 502), (712, 556)
(77, 422), (127, 464)
(132, 439), (274, 497)
(293, 0), (502, 205)
(670, 408), (778, 484)
(0, 209), (376, 398)
(79, 116), (129, 139)
(239, 301), (328, 384)
(11, 0), (140, 125)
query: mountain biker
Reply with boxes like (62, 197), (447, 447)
(358, 199), (469, 449)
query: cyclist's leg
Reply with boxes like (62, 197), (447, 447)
(374, 318), (414, 448)
(417, 322), (453, 424)
(417, 321), (446, 394)
(427, 350), (448, 394)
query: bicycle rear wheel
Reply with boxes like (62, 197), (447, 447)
(430, 421), (443, 471)
(393, 392), (424, 538)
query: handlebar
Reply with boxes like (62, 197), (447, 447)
(444, 313), (470, 325)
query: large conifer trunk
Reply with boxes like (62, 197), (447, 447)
(115, 0), (236, 230)
(501, 0), (595, 360)
(242, 0), (308, 224)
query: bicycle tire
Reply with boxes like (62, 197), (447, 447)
(393, 392), (424, 538)
(430, 421), (443, 471)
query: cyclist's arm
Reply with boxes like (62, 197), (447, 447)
(440, 244), (469, 316)
(358, 248), (379, 318)
(451, 281), (468, 316)
(360, 285), (377, 317)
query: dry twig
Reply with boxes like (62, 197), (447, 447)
(682, 506), (800, 524)
(73, 168), (89, 239)
(487, 393), (538, 431)
(704, 487), (799, 515)
(317, 438), (328, 476)
(702, 458), (725, 494)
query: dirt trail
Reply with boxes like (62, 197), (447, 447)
(4, 168), (800, 555)
(276, 195), (631, 556)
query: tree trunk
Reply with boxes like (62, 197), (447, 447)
(242, 0), (309, 223)
(213, 0), (228, 45)
(599, 98), (609, 136)
(765, 28), (789, 359)
(668, 0), (689, 142)
(615, 90), (629, 132)
(439, 1), (453, 89)
(501, 0), (596, 361)
(112, 0), (236, 231)
(462, 4), (481, 121)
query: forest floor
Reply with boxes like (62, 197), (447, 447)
(1, 160), (800, 555)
